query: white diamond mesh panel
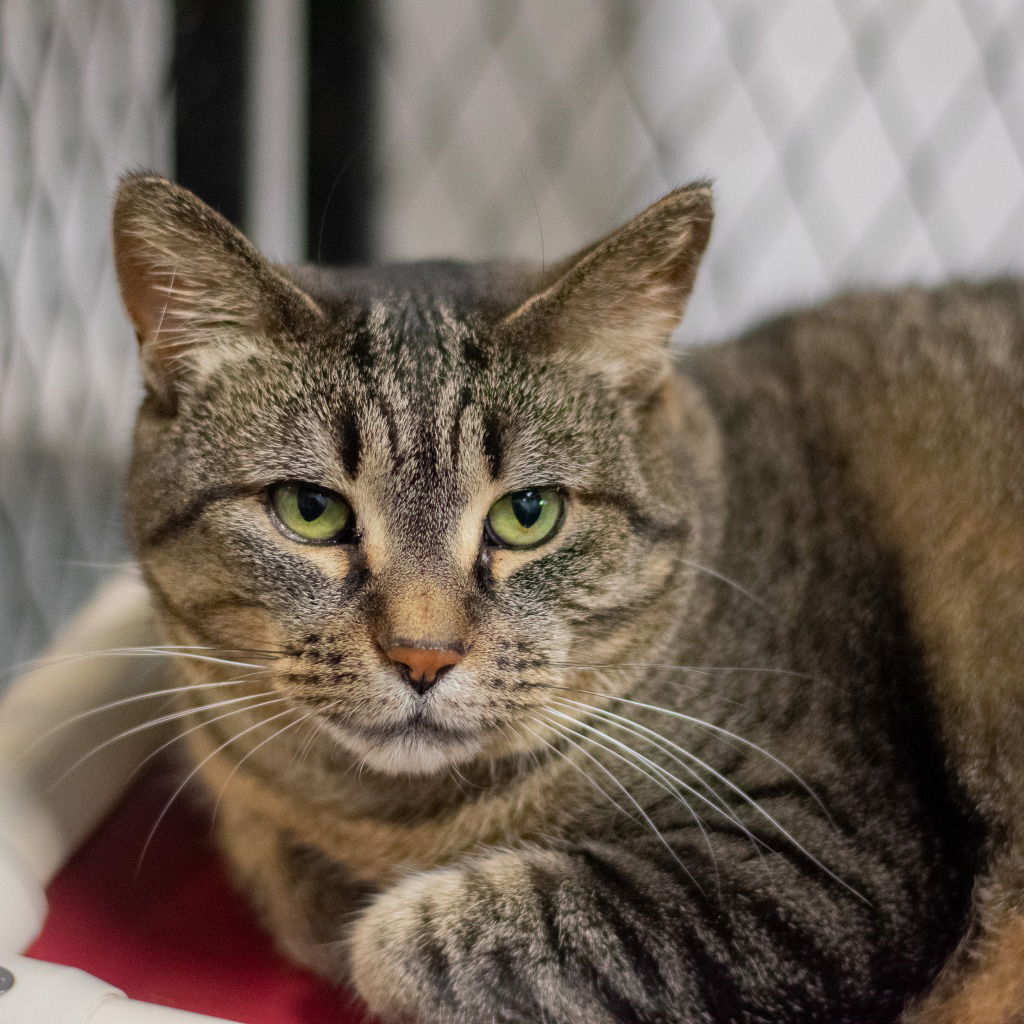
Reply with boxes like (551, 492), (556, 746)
(0, 0), (172, 674)
(376, 0), (645, 271)
(376, 0), (1024, 342)
(7, 0), (1023, 677)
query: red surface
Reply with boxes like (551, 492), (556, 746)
(28, 768), (369, 1024)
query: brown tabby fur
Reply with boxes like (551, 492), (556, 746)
(112, 173), (1024, 1023)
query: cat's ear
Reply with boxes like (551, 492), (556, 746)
(502, 183), (713, 400)
(112, 173), (323, 408)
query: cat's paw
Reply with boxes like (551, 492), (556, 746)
(349, 848), (625, 1024)
(349, 865), (470, 1023)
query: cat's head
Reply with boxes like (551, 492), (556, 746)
(113, 175), (714, 775)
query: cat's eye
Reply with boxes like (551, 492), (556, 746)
(485, 488), (564, 549)
(269, 482), (354, 544)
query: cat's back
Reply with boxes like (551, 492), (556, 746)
(690, 275), (1024, 571)
(699, 276), (1024, 406)
(776, 276), (1024, 585)
(697, 275), (1024, 839)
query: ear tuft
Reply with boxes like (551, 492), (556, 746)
(503, 182), (713, 399)
(112, 173), (322, 406)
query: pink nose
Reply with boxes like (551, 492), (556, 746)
(386, 646), (464, 694)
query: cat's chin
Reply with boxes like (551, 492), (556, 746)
(325, 720), (485, 777)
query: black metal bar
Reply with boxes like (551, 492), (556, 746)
(174, 0), (248, 227)
(307, 0), (375, 263)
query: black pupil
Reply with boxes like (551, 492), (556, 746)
(511, 490), (543, 528)
(296, 487), (330, 522)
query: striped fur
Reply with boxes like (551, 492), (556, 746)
(113, 175), (1024, 1023)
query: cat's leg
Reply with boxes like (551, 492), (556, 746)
(213, 801), (376, 981)
(347, 840), (924, 1024)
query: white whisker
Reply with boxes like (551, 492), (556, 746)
(537, 708), (716, 890)
(528, 713), (703, 893)
(22, 670), (272, 757)
(555, 687), (829, 816)
(59, 560), (139, 572)
(47, 689), (282, 791)
(679, 558), (769, 611)
(293, 711), (330, 766)
(499, 720), (544, 775)
(548, 694), (773, 884)
(136, 706), (299, 875)
(5, 645), (273, 680)
(153, 258), (180, 346)
(560, 660), (825, 685)
(210, 709), (319, 827)
(132, 695), (292, 781)
(551, 691), (864, 901)
(518, 719), (636, 823)
(548, 697), (760, 844)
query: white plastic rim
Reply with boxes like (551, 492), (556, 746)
(0, 573), (251, 1020)
(0, 839), (46, 953)
(0, 571), (169, 941)
(0, 954), (242, 1023)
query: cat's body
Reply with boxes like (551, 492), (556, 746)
(112, 177), (1024, 1023)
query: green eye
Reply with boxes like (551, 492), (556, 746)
(270, 482), (353, 543)
(485, 488), (564, 549)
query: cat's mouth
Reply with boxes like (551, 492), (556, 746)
(321, 708), (487, 775)
(353, 715), (480, 744)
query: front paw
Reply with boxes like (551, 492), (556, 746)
(349, 849), (622, 1024)
(349, 866), (469, 1023)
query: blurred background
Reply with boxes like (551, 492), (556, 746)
(2, 0), (1023, 674)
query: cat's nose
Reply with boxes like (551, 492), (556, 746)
(386, 644), (464, 695)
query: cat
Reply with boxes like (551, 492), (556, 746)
(110, 172), (1024, 1024)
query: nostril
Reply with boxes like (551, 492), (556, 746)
(386, 645), (464, 695)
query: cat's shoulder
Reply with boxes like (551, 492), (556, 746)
(720, 276), (1024, 385)
(744, 276), (1024, 340)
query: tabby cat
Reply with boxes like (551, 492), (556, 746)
(111, 173), (1024, 1023)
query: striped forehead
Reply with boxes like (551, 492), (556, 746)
(345, 297), (480, 380)
(333, 297), (495, 548)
